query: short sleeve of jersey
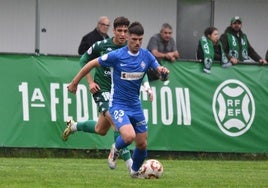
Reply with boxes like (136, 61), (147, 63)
(147, 49), (160, 69)
(80, 42), (101, 68)
(98, 47), (160, 70)
(88, 42), (102, 59)
(98, 50), (119, 67)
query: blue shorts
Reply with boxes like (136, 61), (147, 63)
(109, 104), (147, 133)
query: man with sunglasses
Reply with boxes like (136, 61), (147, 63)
(78, 16), (110, 55)
(220, 16), (266, 64)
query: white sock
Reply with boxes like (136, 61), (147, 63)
(125, 158), (133, 169)
(70, 122), (77, 132)
(130, 168), (137, 174)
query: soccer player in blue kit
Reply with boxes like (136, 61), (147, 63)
(67, 21), (169, 178)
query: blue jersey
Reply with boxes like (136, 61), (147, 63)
(98, 46), (159, 107)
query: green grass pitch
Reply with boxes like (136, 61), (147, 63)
(0, 158), (267, 187)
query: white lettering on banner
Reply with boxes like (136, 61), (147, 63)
(19, 82), (46, 121)
(160, 87), (173, 125)
(30, 88), (45, 107)
(75, 84), (89, 121)
(62, 83), (72, 121)
(50, 83), (60, 121)
(19, 82), (98, 122)
(175, 88), (191, 125)
(18, 82), (191, 126)
(226, 99), (241, 116)
(18, 82), (30, 121)
(61, 83), (97, 122)
(141, 86), (191, 126)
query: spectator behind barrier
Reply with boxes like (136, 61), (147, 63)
(220, 16), (267, 65)
(266, 49), (268, 62)
(147, 23), (179, 81)
(197, 26), (232, 74)
(78, 16), (110, 55)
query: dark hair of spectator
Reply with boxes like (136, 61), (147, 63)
(204, 27), (218, 37)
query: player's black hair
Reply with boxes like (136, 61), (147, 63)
(113, 16), (130, 28)
(128, 21), (144, 36)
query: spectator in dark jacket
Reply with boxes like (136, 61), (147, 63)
(78, 16), (110, 55)
(197, 26), (231, 73)
(220, 16), (267, 65)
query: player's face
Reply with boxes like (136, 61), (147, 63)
(127, 34), (143, 53)
(113, 25), (128, 45)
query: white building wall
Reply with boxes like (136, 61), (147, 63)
(214, 0), (268, 58)
(0, 0), (267, 58)
(39, 0), (177, 55)
(0, 0), (36, 53)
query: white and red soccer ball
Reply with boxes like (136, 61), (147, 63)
(140, 159), (164, 179)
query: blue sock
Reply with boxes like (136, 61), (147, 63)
(132, 148), (147, 171)
(115, 136), (129, 150)
(114, 132), (131, 161)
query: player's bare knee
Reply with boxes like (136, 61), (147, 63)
(97, 131), (107, 136)
(136, 142), (147, 150)
(123, 134), (135, 144)
(95, 127), (108, 136)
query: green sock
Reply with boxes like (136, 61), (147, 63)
(114, 131), (131, 161)
(77, 120), (97, 133)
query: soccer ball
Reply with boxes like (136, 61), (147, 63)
(140, 159), (164, 179)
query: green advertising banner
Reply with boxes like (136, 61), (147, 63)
(0, 54), (267, 153)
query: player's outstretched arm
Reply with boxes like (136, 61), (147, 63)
(80, 52), (100, 94)
(86, 73), (100, 94)
(68, 58), (100, 94)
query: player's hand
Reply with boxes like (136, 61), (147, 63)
(146, 88), (154, 101)
(159, 66), (169, 81)
(89, 82), (100, 94)
(67, 81), (78, 94)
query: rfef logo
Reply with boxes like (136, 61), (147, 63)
(212, 79), (255, 137)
